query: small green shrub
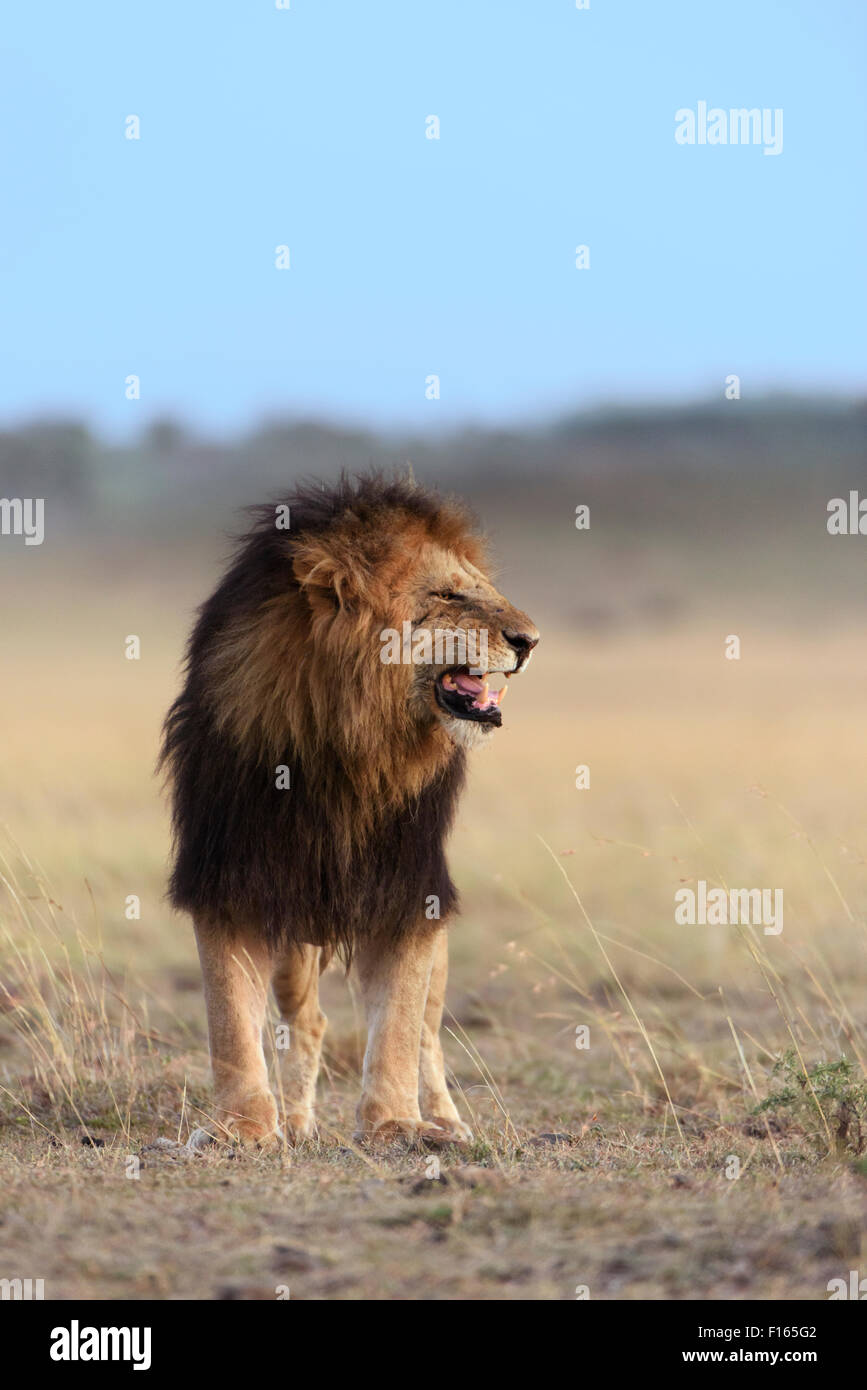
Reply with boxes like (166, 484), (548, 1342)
(755, 1050), (867, 1156)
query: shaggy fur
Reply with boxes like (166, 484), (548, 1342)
(160, 474), (492, 956)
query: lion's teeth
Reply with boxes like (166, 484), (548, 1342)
(442, 674), (456, 690)
(480, 679), (489, 705)
(497, 683), (508, 703)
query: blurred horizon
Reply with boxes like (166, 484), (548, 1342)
(4, 394), (867, 645)
(4, 391), (865, 527)
(3, 387), (866, 448)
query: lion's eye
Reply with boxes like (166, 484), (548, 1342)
(432, 590), (466, 603)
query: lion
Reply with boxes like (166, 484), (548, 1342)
(160, 473), (539, 1147)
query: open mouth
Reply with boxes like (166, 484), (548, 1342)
(434, 667), (511, 727)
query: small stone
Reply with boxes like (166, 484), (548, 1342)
(409, 1174), (450, 1195)
(270, 1245), (322, 1272)
(186, 1127), (216, 1153)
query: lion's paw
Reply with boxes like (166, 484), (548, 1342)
(353, 1116), (466, 1149)
(422, 1116), (473, 1146)
(283, 1110), (316, 1144)
(189, 1087), (284, 1152)
(187, 1122), (285, 1152)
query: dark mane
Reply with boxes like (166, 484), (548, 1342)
(159, 472), (472, 956)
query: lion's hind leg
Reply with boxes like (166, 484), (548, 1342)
(419, 929), (472, 1144)
(353, 925), (466, 1147)
(272, 944), (328, 1142)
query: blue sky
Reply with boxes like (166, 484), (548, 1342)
(2, 0), (865, 439)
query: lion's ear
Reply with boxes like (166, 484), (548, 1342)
(292, 537), (367, 613)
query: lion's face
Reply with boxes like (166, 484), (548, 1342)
(401, 541), (539, 750)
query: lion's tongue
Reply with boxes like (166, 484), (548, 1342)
(453, 673), (485, 696)
(451, 672), (502, 710)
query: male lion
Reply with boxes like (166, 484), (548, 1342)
(160, 474), (539, 1147)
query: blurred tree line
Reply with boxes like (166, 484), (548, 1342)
(0, 399), (865, 533)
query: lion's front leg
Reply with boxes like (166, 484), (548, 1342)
(353, 925), (452, 1146)
(418, 928), (473, 1144)
(193, 917), (279, 1147)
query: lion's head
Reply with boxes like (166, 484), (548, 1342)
(384, 536), (538, 751)
(263, 475), (539, 774)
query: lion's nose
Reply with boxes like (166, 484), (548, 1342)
(503, 628), (539, 664)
